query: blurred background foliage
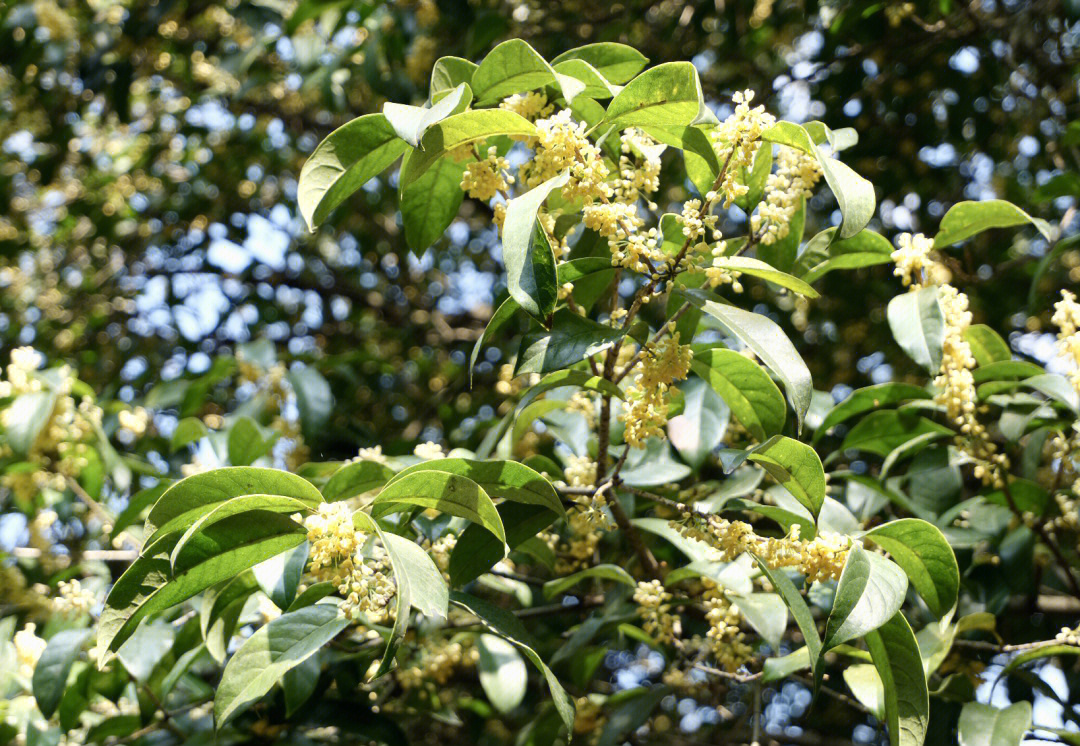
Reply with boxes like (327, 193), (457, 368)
(1, 0), (1077, 460)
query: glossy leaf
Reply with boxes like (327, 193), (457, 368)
(823, 545), (908, 650)
(33, 629), (92, 719)
(322, 459), (396, 502)
(299, 113), (409, 230)
(690, 348), (786, 441)
(383, 82), (471, 147)
(371, 471), (506, 544)
(690, 297), (812, 431)
(450, 591), (575, 733)
(601, 62), (711, 130)
(516, 309), (625, 376)
(934, 199), (1052, 247)
(386, 458), (563, 517)
(863, 519), (959, 618)
(476, 634), (528, 713)
(865, 612), (930, 746)
(399, 109), (537, 188)
(215, 604), (348, 726)
(747, 435), (825, 517)
(503, 171), (567, 323)
(551, 43), (648, 84)
(814, 383), (931, 442)
(888, 287), (946, 374)
(542, 564), (636, 599)
(841, 410), (953, 458)
(471, 39), (582, 104)
(144, 467), (322, 547)
(399, 149), (467, 254)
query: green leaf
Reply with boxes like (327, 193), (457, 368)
(689, 348), (786, 441)
(753, 557), (822, 685)
(552, 59), (619, 99)
(288, 366), (333, 441)
(747, 435), (825, 517)
(429, 56), (477, 99)
(863, 519), (958, 618)
(763, 646), (811, 682)
(169, 493), (316, 570)
(888, 287), (946, 374)
(668, 377), (730, 468)
(450, 502), (560, 587)
(476, 634), (528, 714)
(385, 458), (564, 518)
(542, 564), (636, 599)
(450, 591), (575, 733)
(736, 142), (773, 213)
(1020, 373), (1080, 412)
(227, 416), (278, 466)
(958, 701), (1031, 746)
(503, 171), (567, 323)
(383, 83), (471, 148)
(144, 466), (322, 546)
(352, 512), (449, 675)
(843, 664), (886, 719)
(299, 113), (409, 230)
(516, 309), (625, 376)
(99, 512), (307, 654)
(399, 109), (537, 188)
(4, 391), (56, 456)
(934, 200), (1052, 248)
(551, 43), (648, 84)
(841, 410), (953, 457)
(730, 592), (787, 649)
(965, 325), (1012, 366)
(864, 612), (930, 746)
(707, 256), (819, 297)
(253, 541), (309, 610)
(689, 297), (812, 432)
(283, 655), (321, 717)
(471, 39), (582, 105)
(823, 545), (908, 650)
(322, 459), (396, 502)
(601, 62), (711, 131)
(800, 228), (894, 283)
(214, 604), (348, 726)
(814, 384), (931, 443)
(761, 122), (875, 238)
(33, 629), (91, 718)
(399, 149), (467, 254)
(722, 497), (815, 539)
(170, 417), (209, 451)
(371, 471), (506, 544)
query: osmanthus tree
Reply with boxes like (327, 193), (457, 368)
(3, 40), (1080, 746)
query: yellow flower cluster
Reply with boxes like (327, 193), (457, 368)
(702, 586), (752, 672)
(0, 347), (102, 499)
(500, 91), (554, 122)
(622, 334), (693, 448)
(350, 445), (389, 465)
(890, 232), (936, 288)
(1052, 290), (1080, 396)
(14, 623), (46, 679)
(678, 198), (721, 244)
(522, 109), (609, 197)
(709, 90), (776, 207)
(674, 512), (851, 583)
(413, 441), (447, 460)
(1056, 624), (1080, 646)
(396, 640), (479, 688)
(751, 146), (822, 245)
(54, 578), (97, 615)
(1049, 483), (1080, 535)
(891, 237), (1005, 485)
(613, 129), (663, 206)
(118, 406), (150, 437)
(461, 146), (512, 202)
(424, 532), (457, 578)
(633, 579), (680, 644)
(304, 502), (395, 621)
(704, 264), (744, 293)
(564, 455), (598, 488)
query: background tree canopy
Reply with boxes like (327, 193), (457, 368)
(1, 2), (1079, 746)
